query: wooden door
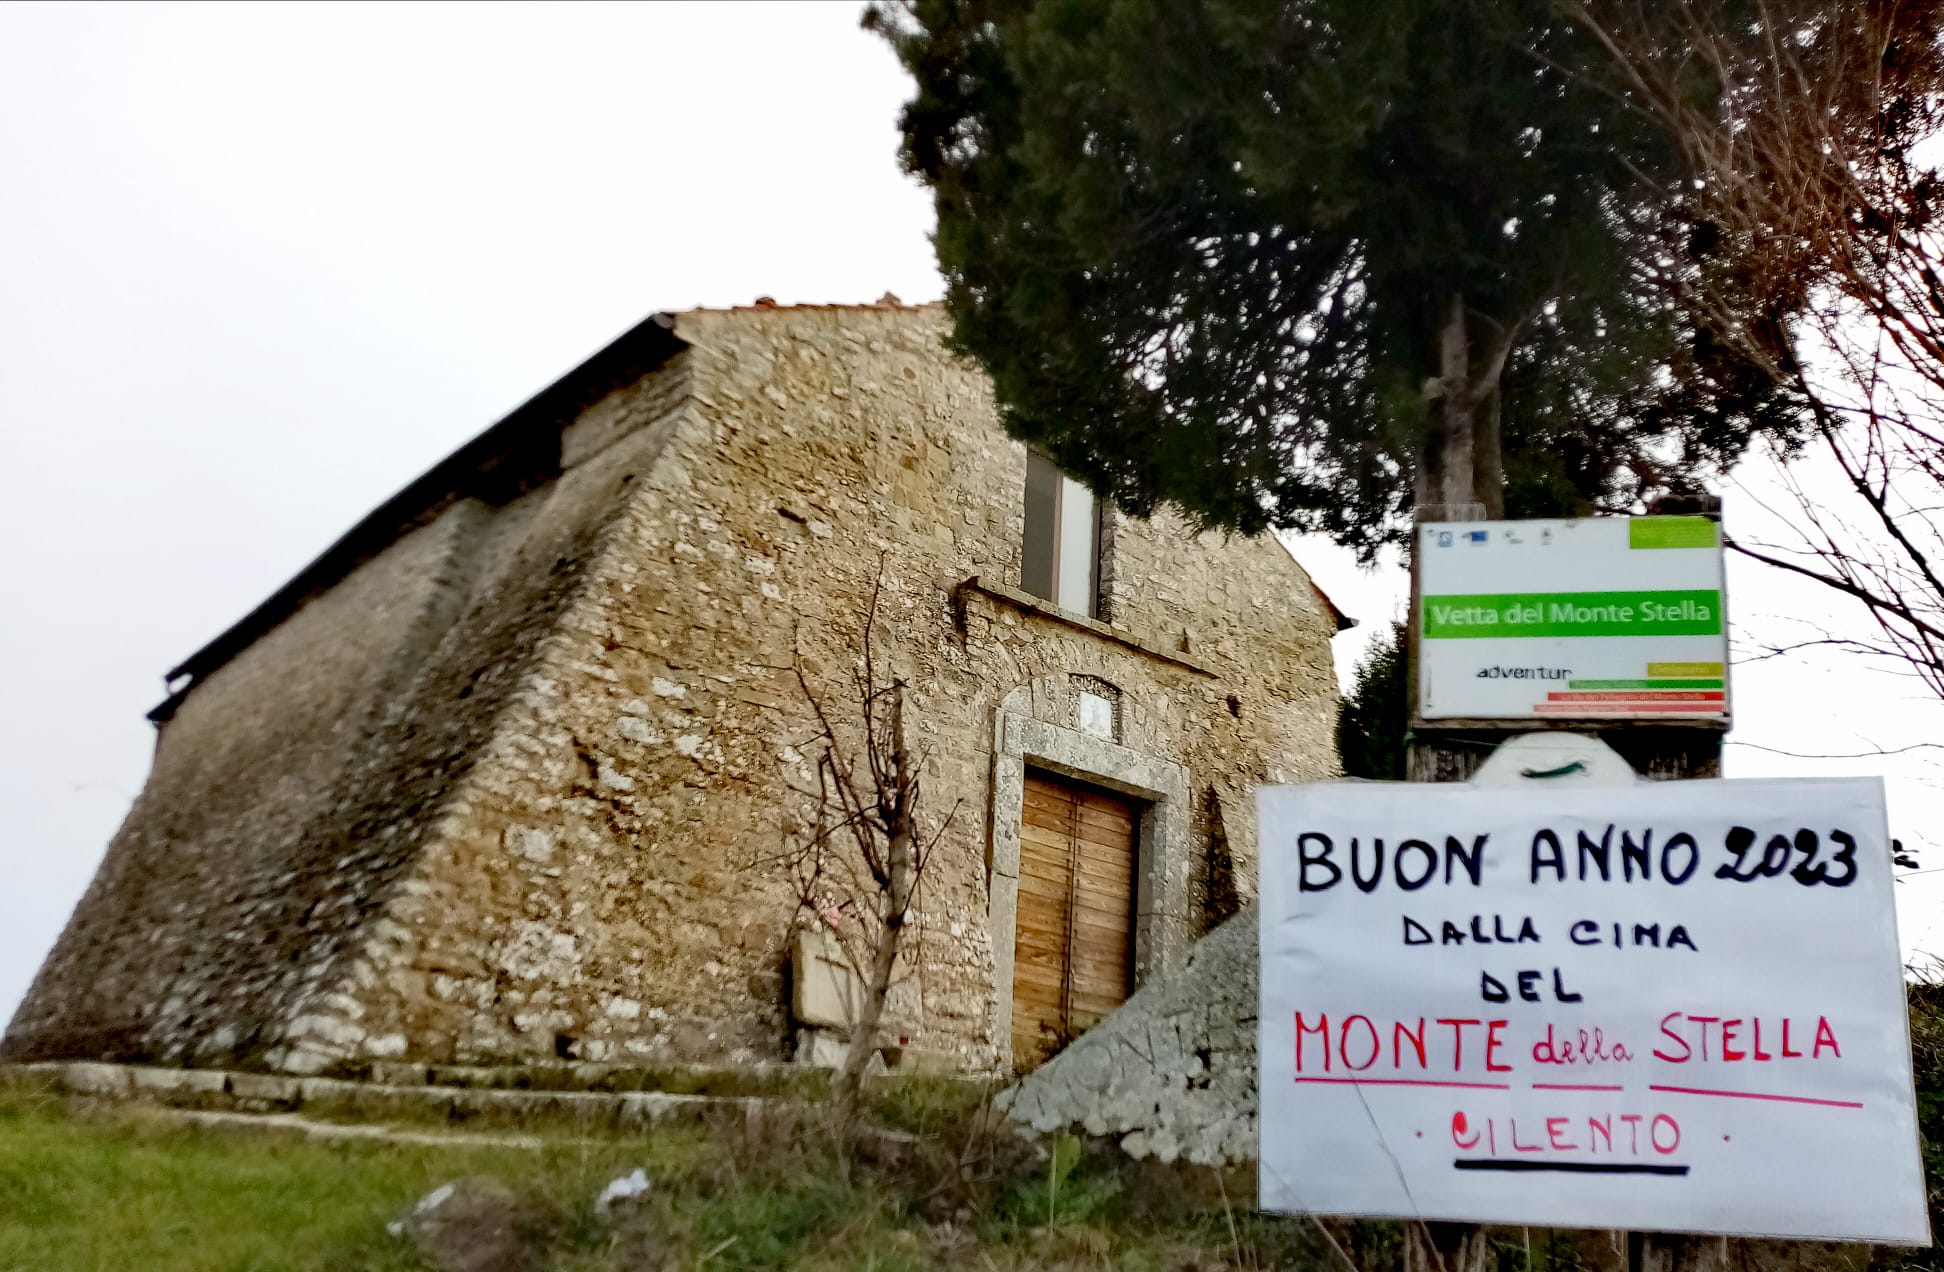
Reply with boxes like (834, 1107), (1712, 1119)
(1011, 771), (1139, 1070)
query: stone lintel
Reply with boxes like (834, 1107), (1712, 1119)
(956, 576), (1219, 679)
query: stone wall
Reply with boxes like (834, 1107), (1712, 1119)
(7, 303), (1341, 1074)
(3, 358), (692, 1068)
(4, 500), (485, 1063)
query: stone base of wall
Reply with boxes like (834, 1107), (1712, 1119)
(0, 1059), (796, 1128)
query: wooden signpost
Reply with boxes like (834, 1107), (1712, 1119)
(1374, 349), (1746, 1267)
(1405, 508), (1726, 1271)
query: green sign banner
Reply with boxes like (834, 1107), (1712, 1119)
(1566, 678), (1725, 690)
(1627, 516), (1720, 549)
(1422, 589), (1723, 639)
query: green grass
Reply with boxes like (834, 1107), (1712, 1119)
(0, 1086), (694, 1272)
(0, 1080), (1362, 1272)
(31, 1024), (1944, 1272)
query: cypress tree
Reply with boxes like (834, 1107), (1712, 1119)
(870, 0), (1807, 556)
(1336, 622), (1407, 780)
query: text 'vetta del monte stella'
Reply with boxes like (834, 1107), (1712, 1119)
(1427, 597), (1716, 629)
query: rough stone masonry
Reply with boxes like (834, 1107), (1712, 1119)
(4, 301), (1343, 1076)
(999, 906), (1260, 1166)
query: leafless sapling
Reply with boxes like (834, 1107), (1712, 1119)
(776, 574), (958, 1128)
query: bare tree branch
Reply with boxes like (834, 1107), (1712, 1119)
(1574, 2), (1944, 703)
(768, 564), (935, 1135)
(1727, 739), (1944, 760)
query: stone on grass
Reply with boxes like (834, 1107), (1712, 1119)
(594, 1168), (651, 1214)
(388, 1177), (549, 1272)
(595, 1169), (668, 1269)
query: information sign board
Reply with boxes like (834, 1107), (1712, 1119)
(1257, 778), (1927, 1243)
(1416, 516), (1728, 721)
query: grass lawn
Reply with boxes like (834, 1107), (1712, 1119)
(0, 1079), (1362, 1272)
(10, 1049), (1943, 1272)
(0, 1084), (681, 1272)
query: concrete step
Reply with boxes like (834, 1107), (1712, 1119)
(165, 1107), (567, 1149)
(0, 1059), (776, 1130)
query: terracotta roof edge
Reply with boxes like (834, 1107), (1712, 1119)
(674, 297), (945, 317)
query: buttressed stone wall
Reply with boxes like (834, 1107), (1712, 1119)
(5, 303), (1342, 1075)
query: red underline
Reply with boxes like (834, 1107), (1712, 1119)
(1649, 1084), (1863, 1109)
(1546, 691), (1725, 703)
(1294, 1077), (1512, 1090)
(1531, 1083), (1625, 1091)
(1533, 701), (1725, 713)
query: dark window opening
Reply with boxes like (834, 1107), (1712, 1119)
(1021, 451), (1101, 617)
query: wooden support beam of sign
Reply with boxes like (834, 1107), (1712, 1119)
(1404, 506), (1721, 1272)
(1403, 504), (1494, 1272)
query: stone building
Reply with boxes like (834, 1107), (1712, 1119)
(5, 300), (1346, 1076)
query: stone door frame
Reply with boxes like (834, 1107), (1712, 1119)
(988, 707), (1188, 1072)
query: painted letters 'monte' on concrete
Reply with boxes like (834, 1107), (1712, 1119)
(4, 302), (1341, 1075)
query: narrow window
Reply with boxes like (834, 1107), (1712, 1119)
(1023, 451), (1059, 601)
(1022, 452), (1100, 617)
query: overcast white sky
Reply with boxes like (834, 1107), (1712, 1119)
(2, 1), (1939, 1028)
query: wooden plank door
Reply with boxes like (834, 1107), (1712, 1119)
(1011, 771), (1139, 1070)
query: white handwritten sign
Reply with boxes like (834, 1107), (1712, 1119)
(1257, 777), (1928, 1243)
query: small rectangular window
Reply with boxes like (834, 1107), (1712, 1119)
(1022, 451), (1099, 617)
(1023, 451), (1060, 601)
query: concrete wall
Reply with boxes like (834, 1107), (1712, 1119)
(6, 305), (1340, 1074)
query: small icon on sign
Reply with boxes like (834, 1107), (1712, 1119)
(1465, 529), (1488, 544)
(1505, 529), (1524, 545)
(1540, 529), (1554, 546)
(1436, 531), (1454, 548)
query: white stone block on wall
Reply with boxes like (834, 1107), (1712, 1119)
(791, 928), (860, 1030)
(794, 1026), (849, 1068)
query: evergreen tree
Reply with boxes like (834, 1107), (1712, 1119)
(1336, 622), (1407, 780)
(869, 0), (1807, 557)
